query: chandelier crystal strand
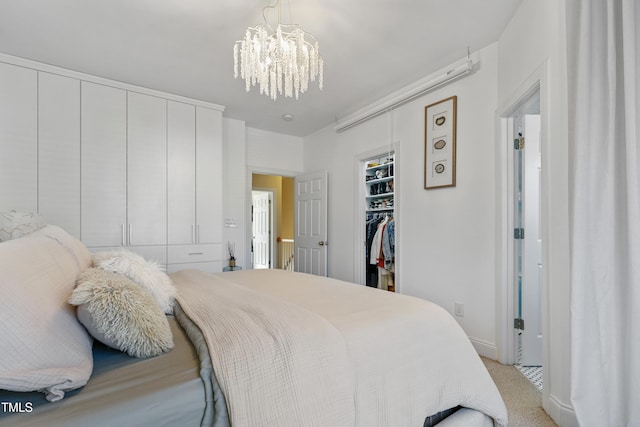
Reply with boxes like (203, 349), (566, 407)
(234, 18), (323, 101)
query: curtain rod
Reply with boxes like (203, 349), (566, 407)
(334, 57), (473, 133)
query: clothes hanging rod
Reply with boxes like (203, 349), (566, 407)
(334, 57), (473, 133)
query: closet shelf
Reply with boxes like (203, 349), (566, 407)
(366, 192), (394, 199)
(366, 207), (394, 212)
(365, 176), (394, 184)
(365, 161), (394, 172)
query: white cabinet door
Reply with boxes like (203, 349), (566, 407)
(195, 107), (223, 244)
(81, 82), (127, 247)
(0, 63), (37, 212)
(168, 101), (196, 244)
(127, 92), (167, 246)
(38, 72), (81, 237)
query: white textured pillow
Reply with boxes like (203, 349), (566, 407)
(0, 210), (46, 241)
(92, 249), (176, 314)
(0, 225), (93, 402)
(69, 268), (174, 358)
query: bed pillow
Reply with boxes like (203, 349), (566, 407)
(92, 249), (176, 314)
(69, 268), (174, 358)
(0, 210), (46, 241)
(0, 225), (93, 402)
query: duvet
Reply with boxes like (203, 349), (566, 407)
(173, 269), (508, 427)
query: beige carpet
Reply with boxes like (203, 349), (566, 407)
(481, 357), (558, 426)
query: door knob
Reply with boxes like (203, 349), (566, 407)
(319, 241), (328, 246)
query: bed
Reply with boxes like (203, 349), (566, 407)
(0, 224), (507, 426)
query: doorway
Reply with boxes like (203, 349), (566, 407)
(504, 86), (543, 391)
(251, 173), (295, 270)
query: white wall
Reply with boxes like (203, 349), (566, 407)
(496, 0), (575, 425)
(247, 127), (303, 174)
(304, 44), (500, 357)
(223, 117), (248, 269)
(222, 124), (303, 270)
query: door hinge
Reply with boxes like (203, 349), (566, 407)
(514, 228), (525, 239)
(514, 135), (525, 150)
(514, 318), (525, 330)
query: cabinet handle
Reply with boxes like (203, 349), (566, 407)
(121, 224), (126, 246)
(191, 224), (195, 244)
(128, 224), (132, 245)
(188, 252), (204, 256)
(197, 224), (200, 244)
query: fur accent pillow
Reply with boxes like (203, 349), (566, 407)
(92, 249), (176, 314)
(69, 268), (174, 358)
(0, 210), (46, 241)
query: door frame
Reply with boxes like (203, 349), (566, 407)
(246, 167), (297, 269)
(495, 61), (551, 399)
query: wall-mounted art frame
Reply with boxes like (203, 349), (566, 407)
(424, 95), (457, 189)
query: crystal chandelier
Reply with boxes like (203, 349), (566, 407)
(233, 0), (324, 101)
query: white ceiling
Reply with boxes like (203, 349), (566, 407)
(0, 0), (522, 137)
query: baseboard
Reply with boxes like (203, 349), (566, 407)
(546, 393), (578, 427)
(469, 337), (497, 360)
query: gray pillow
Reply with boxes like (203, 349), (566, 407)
(69, 268), (174, 358)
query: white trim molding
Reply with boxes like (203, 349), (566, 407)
(0, 52), (226, 112)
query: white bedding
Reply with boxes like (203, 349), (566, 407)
(172, 269), (507, 427)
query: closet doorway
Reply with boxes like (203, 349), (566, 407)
(355, 147), (397, 291)
(251, 173), (295, 271)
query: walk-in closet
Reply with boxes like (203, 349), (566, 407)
(364, 153), (395, 292)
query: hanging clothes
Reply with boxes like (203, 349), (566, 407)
(365, 215), (384, 287)
(369, 216), (389, 266)
(381, 218), (395, 270)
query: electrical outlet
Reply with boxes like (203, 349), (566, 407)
(454, 302), (464, 317)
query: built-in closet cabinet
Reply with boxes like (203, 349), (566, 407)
(80, 82), (128, 248)
(167, 101), (223, 272)
(0, 55), (224, 270)
(81, 84), (168, 261)
(38, 73), (81, 237)
(194, 107), (223, 244)
(126, 92), (167, 247)
(167, 101), (197, 245)
(0, 64), (81, 237)
(0, 63), (37, 212)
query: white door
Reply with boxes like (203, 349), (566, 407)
(252, 191), (271, 269)
(521, 114), (542, 366)
(195, 107), (223, 244)
(81, 82), (127, 247)
(0, 62), (37, 212)
(294, 171), (328, 276)
(167, 101), (196, 244)
(38, 72), (81, 238)
(127, 92), (167, 246)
